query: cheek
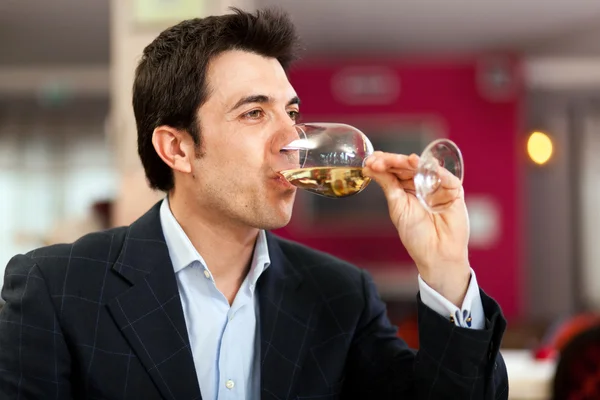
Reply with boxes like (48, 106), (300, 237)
(231, 140), (269, 172)
(204, 127), (271, 173)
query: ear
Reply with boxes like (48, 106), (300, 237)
(152, 126), (195, 174)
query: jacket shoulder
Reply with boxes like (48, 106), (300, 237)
(28, 226), (128, 262)
(9, 227), (130, 290)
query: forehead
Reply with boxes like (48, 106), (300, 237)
(205, 50), (296, 107)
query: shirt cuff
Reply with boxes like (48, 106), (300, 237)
(418, 268), (485, 330)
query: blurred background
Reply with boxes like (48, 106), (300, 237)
(3, 0), (600, 398)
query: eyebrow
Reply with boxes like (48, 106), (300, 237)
(228, 95), (301, 113)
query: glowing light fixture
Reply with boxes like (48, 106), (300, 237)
(527, 131), (553, 165)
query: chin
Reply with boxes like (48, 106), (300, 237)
(256, 203), (294, 230)
(260, 211), (293, 231)
(253, 192), (295, 230)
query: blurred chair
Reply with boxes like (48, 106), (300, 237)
(552, 314), (600, 353)
(533, 313), (600, 361)
(551, 324), (600, 400)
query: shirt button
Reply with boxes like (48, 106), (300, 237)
(225, 379), (235, 389)
(203, 270), (211, 279)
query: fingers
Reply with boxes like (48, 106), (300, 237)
(363, 151), (463, 211)
(399, 178), (416, 195)
(363, 152), (417, 197)
(389, 168), (416, 181)
(424, 183), (461, 211)
(364, 152), (419, 173)
(419, 167), (463, 211)
(438, 164), (461, 190)
(362, 165), (404, 196)
(366, 151), (460, 189)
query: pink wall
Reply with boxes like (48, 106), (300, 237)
(275, 55), (524, 320)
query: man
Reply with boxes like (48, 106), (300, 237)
(0, 7), (508, 400)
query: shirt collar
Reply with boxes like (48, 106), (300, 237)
(159, 197), (271, 283)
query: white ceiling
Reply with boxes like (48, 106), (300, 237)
(2, 0), (600, 65)
(0, 0), (109, 65)
(262, 0), (600, 54)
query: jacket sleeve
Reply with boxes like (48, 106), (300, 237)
(0, 254), (73, 399)
(341, 269), (508, 399)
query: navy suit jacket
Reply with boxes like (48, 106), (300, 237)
(0, 202), (508, 399)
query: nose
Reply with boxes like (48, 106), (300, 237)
(273, 122), (303, 153)
(268, 119), (306, 173)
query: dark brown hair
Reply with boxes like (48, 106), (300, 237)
(133, 7), (302, 191)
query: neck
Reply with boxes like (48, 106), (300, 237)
(167, 191), (258, 292)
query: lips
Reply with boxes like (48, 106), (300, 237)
(272, 173), (295, 189)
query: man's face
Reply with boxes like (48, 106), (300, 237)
(183, 50), (301, 230)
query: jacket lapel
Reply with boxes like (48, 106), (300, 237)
(106, 202), (201, 400)
(258, 234), (322, 399)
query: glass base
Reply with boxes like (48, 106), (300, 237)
(414, 139), (464, 213)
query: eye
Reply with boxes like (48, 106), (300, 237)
(243, 109), (264, 120)
(288, 110), (301, 122)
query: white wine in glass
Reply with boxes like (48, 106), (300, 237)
(278, 123), (464, 213)
(279, 166), (370, 198)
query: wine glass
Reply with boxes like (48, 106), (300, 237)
(277, 123), (374, 198)
(277, 122), (463, 213)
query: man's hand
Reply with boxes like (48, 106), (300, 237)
(363, 151), (471, 307)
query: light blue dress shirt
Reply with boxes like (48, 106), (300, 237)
(160, 198), (269, 400)
(159, 197), (485, 399)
